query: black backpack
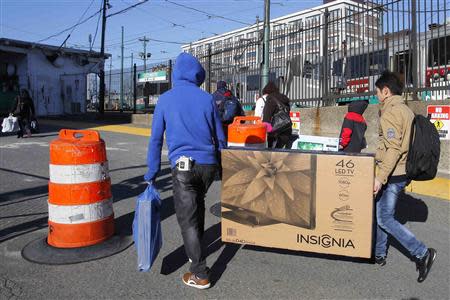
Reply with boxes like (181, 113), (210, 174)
(219, 97), (242, 124)
(271, 100), (292, 135)
(406, 115), (441, 181)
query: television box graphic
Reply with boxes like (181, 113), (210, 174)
(291, 135), (340, 152)
(221, 149), (375, 258)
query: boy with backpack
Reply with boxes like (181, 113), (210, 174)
(373, 71), (436, 282)
(213, 82), (245, 138)
(338, 100), (368, 153)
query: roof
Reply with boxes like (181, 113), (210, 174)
(0, 38), (110, 59)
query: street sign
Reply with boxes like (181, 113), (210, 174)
(138, 71), (167, 83)
(427, 105), (449, 140)
(290, 111), (301, 134)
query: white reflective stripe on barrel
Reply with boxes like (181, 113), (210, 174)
(227, 142), (266, 148)
(49, 162), (109, 184)
(48, 198), (113, 224)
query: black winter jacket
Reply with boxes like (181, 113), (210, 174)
(339, 100), (368, 153)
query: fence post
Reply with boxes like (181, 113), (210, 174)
(207, 45), (212, 93)
(410, 0), (419, 102)
(168, 59), (173, 89)
(133, 63), (137, 114)
(322, 8), (329, 106)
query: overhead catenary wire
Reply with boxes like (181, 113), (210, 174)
(36, 7), (102, 43)
(164, 0), (253, 26)
(91, 0), (104, 48)
(107, 0), (149, 18)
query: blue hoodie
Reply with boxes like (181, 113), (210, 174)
(144, 53), (226, 181)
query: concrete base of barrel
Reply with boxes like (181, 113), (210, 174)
(21, 233), (133, 265)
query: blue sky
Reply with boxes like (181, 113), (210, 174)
(0, 0), (325, 69)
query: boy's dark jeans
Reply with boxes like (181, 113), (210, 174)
(171, 163), (218, 279)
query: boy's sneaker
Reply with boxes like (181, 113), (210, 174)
(375, 256), (386, 266)
(182, 273), (211, 290)
(416, 248), (437, 283)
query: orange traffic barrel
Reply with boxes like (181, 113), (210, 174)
(47, 129), (114, 248)
(227, 116), (267, 148)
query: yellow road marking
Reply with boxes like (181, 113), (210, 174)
(90, 125), (151, 137)
(406, 177), (450, 201)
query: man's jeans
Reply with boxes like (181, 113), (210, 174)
(375, 180), (428, 259)
(172, 164), (218, 279)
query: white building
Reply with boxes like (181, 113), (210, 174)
(0, 38), (109, 116)
(181, 0), (382, 101)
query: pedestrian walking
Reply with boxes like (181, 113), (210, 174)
(338, 100), (368, 153)
(10, 89), (35, 138)
(212, 81), (245, 139)
(261, 82), (292, 149)
(373, 71), (436, 282)
(254, 89), (269, 119)
(144, 52), (226, 290)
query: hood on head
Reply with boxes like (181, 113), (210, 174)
(348, 100), (369, 114)
(217, 81), (227, 90)
(173, 52), (205, 86)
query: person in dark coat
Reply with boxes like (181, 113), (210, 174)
(262, 82), (292, 149)
(212, 81), (228, 107)
(10, 89), (35, 138)
(339, 100), (368, 153)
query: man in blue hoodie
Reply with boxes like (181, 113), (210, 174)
(144, 52), (226, 289)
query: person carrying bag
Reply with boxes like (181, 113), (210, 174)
(262, 82), (292, 149)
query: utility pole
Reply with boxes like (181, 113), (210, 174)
(256, 15), (261, 94)
(322, 8), (329, 105)
(98, 0), (108, 115)
(130, 52), (134, 107)
(139, 36), (150, 73)
(108, 57), (112, 109)
(261, 0), (270, 89)
(410, 0), (418, 101)
(120, 26), (124, 111)
(133, 63), (137, 114)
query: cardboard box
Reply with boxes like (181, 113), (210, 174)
(291, 135), (340, 152)
(221, 149), (375, 258)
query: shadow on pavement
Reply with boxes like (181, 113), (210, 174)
(386, 192), (429, 261)
(0, 216), (48, 243)
(0, 184), (48, 204)
(160, 222), (241, 286)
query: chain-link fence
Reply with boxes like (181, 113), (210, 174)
(191, 0), (450, 107)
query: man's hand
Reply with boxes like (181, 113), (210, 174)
(373, 178), (383, 195)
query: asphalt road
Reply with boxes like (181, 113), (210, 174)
(0, 122), (449, 299)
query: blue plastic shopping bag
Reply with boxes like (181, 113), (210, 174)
(132, 184), (162, 272)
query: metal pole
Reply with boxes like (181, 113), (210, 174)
(108, 57), (112, 109)
(256, 15), (262, 94)
(98, 0), (108, 114)
(168, 59), (173, 89)
(207, 45), (212, 93)
(261, 0), (270, 89)
(120, 26), (124, 111)
(411, 0), (418, 101)
(133, 63), (137, 114)
(322, 8), (329, 105)
(130, 52), (133, 108)
(143, 35), (147, 73)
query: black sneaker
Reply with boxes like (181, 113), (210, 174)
(375, 256), (386, 266)
(416, 248), (437, 283)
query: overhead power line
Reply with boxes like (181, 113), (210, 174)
(164, 0), (253, 26)
(107, 0), (149, 18)
(37, 7), (102, 43)
(91, 0), (104, 47)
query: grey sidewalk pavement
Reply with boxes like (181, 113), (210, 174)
(0, 123), (449, 299)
